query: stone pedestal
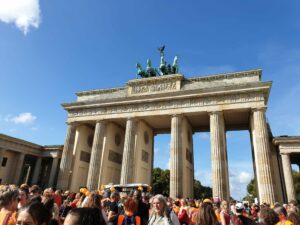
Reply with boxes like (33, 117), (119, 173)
(49, 157), (59, 187)
(250, 108), (275, 204)
(57, 123), (76, 190)
(32, 157), (42, 184)
(210, 111), (230, 201)
(120, 118), (137, 184)
(281, 153), (296, 202)
(170, 115), (183, 198)
(87, 121), (106, 190)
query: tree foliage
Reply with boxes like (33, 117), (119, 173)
(194, 179), (212, 199)
(152, 168), (170, 196)
(292, 170), (300, 203)
(247, 178), (257, 197)
(152, 167), (212, 198)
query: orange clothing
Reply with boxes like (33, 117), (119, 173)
(117, 214), (141, 225)
(215, 211), (221, 222)
(276, 220), (293, 225)
(189, 208), (198, 225)
(0, 210), (16, 225)
(173, 206), (180, 216)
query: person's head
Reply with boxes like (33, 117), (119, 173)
(19, 186), (30, 206)
(86, 192), (102, 209)
(0, 185), (19, 211)
(17, 201), (52, 225)
(189, 199), (196, 208)
(196, 202), (219, 225)
(151, 194), (167, 216)
(258, 207), (279, 225)
(288, 212), (300, 225)
(64, 207), (106, 225)
(235, 202), (245, 214)
(220, 201), (228, 211)
(110, 192), (120, 202)
(133, 190), (142, 201)
(29, 185), (41, 197)
(123, 197), (137, 214)
(181, 198), (188, 207)
(274, 206), (288, 220)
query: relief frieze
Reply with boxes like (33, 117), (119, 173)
(130, 81), (177, 94)
(69, 93), (264, 118)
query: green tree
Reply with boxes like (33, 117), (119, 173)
(152, 168), (212, 198)
(292, 170), (300, 203)
(152, 168), (170, 196)
(194, 179), (212, 199)
(247, 178), (257, 196)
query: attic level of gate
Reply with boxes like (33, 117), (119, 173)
(62, 69), (271, 132)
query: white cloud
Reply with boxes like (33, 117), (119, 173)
(198, 132), (210, 140)
(0, 0), (41, 34)
(6, 112), (37, 124)
(238, 171), (251, 184)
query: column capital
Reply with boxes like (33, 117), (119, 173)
(170, 114), (184, 118)
(66, 121), (79, 127)
(208, 111), (223, 116)
(251, 107), (267, 113)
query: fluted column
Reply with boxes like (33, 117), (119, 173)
(120, 118), (137, 184)
(31, 157), (42, 184)
(281, 153), (296, 202)
(170, 115), (183, 198)
(87, 121), (106, 190)
(49, 157), (59, 187)
(57, 123), (76, 190)
(250, 108), (275, 204)
(210, 111), (230, 201)
(13, 153), (25, 185)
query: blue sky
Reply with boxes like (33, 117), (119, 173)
(1, 0), (300, 200)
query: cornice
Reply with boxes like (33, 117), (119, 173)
(76, 87), (126, 97)
(187, 69), (262, 82)
(273, 136), (300, 146)
(62, 81), (271, 110)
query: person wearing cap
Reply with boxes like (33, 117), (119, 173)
(231, 202), (255, 225)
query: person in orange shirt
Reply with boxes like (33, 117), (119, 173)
(117, 197), (141, 225)
(0, 185), (19, 225)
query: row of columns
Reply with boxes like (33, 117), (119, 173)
(58, 107), (279, 204)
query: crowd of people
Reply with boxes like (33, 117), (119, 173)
(1, 184), (300, 225)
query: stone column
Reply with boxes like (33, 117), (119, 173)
(87, 121), (106, 190)
(31, 157), (42, 184)
(120, 118), (137, 184)
(48, 157), (59, 187)
(57, 123), (76, 190)
(281, 153), (296, 202)
(210, 111), (230, 201)
(170, 115), (183, 198)
(250, 108), (275, 204)
(13, 153), (25, 185)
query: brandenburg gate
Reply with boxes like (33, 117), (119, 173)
(57, 69), (294, 204)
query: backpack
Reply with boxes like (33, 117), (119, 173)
(118, 215), (140, 225)
(123, 215), (136, 225)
